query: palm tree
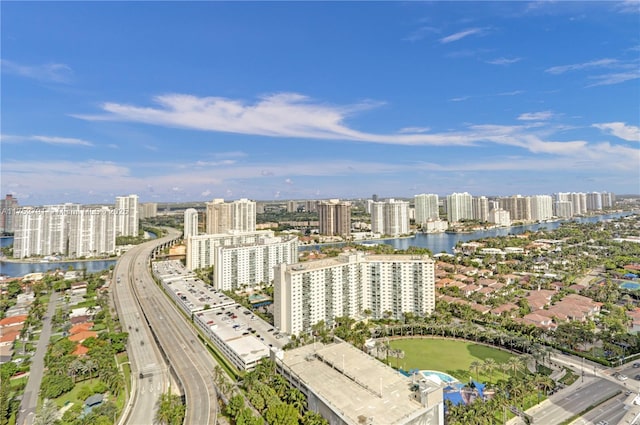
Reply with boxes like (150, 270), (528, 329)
(84, 359), (98, 379)
(506, 357), (525, 378)
(470, 361), (482, 382)
(285, 387), (306, 415)
(482, 358), (497, 385)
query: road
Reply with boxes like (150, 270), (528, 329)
(524, 376), (622, 425)
(16, 291), (58, 425)
(113, 243), (171, 425)
(129, 228), (218, 425)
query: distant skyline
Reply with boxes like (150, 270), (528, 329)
(1, 1), (639, 205)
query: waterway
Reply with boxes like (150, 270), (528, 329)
(0, 231), (157, 277)
(0, 212), (634, 277)
(300, 211), (637, 255)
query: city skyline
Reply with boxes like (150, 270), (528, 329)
(1, 2), (639, 205)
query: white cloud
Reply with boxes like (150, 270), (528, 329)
(0, 134), (93, 146)
(74, 93), (594, 158)
(517, 111), (555, 121)
(586, 70), (640, 87)
(449, 96), (470, 102)
(398, 126), (430, 134)
(1, 59), (73, 83)
(616, 0), (640, 14)
(440, 28), (485, 44)
(545, 58), (618, 74)
(486, 57), (522, 65)
(497, 90), (524, 96)
(593, 122), (640, 142)
(403, 26), (439, 42)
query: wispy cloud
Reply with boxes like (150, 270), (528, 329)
(1, 59), (73, 83)
(615, 0), (640, 14)
(486, 57), (522, 65)
(398, 126), (430, 134)
(517, 111), (555, 121)
(403, 26), (439, 42)
(593, 122), (640, 142)
(74, 92), (587, 157)
(449, 96), (470, 102)
(1, 134), (93, 146)
(545, 58), (618, 74)
(497, 90), (524, 96)
(586, 70), (640, 87)
(440, 28), (485, 44)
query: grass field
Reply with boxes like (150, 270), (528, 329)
(388, 338), (515, 383)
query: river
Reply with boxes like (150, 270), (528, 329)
(300, 211), (637, 254)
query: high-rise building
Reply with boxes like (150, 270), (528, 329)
(554, 200), (573, 218)
(499, 195), (531, 222)
(68, 207), (116, 258)
(586, 192), (603, 211)
(274, 252), (435, 335)
(184, 208), (199, 238)
(139, 203), (158, 219)
(488, 208), (511, 227)
(205, 198), (256, 234)
(13, 204), (79, 258)
(472, 196), (489, 222)
(371, 199), (409, 236)
(214, 235), (299, 290)
(571, 192), (587, 216)
(186, 230), (298, 289)
(414, 194), (439, 225)
(530, 195), (553, 221)
(115, 195), (139, 237)
(446, 192), (473, 223)
(0, 194), (18, 234)
(318, 199), (351, 236)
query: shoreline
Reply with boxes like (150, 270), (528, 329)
(0, 256), (118, 264)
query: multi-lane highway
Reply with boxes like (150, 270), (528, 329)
(116, 228), (219, 425)
(113, 242), (171, 425)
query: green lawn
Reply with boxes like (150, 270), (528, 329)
(53, 378), (101, 408)
(389, 338), (516, 383)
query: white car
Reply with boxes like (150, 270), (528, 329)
(617, 374), (628, 381)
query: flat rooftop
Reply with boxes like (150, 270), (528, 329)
(290, 253), (433, 273)
(153, 260), (289, 366)
(153, 260), (235, 312)
(280, 342), (437, 424)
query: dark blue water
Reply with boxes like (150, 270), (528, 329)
(301, 212), (636, 254)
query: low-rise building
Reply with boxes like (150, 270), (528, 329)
(274, 341), (444, 425)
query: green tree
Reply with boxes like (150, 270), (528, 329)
(154, 391), (185, 425)
(33, 399), (59, 425)
(225, 395), (245, 421)
(265, 402), (298, 425)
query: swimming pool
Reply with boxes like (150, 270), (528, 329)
(421, 370), (459, 384)
(621, 281), (640, 291)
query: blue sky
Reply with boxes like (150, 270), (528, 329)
(1, 1), (639, 205)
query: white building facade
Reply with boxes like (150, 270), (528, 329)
(414, 194), (439, 225)
(215, 235), (299, 290)
(115, 195), (139, 237)
(184, 208), (199, 238)
(371, 199), (410, 236)
(274, 252), (435, 335)
(446, 192), (473, 223)
(206, 198), (256, 234)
